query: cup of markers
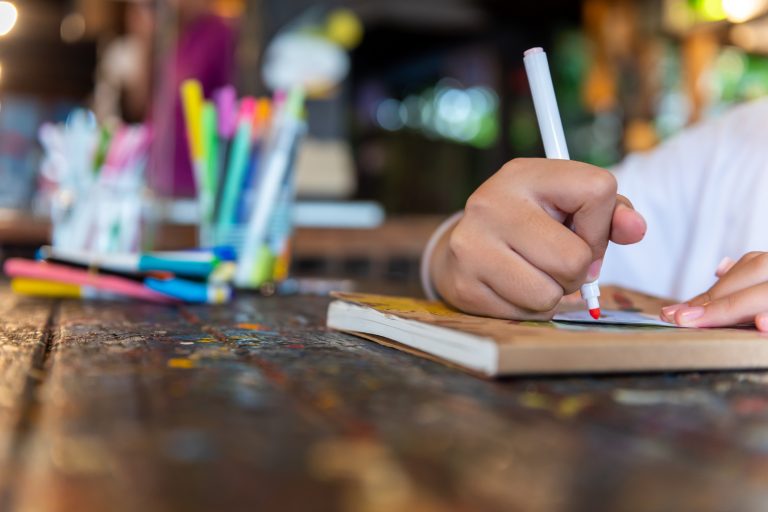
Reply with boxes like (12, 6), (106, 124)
(39, 110), (151, 254)
(181, 81), (307, 290)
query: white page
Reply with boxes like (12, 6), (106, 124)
(553, 309), (678, 327)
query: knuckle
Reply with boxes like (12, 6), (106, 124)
(464, 189), (491, 217)
(447, 225), (472, 259)
(500, 158), (527, 175)
(449, 275), (482, 309)
(528, 283), (563, 312)
(561, 244), (592, 279)
(586, 169), (618, 199)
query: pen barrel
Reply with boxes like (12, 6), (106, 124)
(234, 117), (298, 287)
(138, 256), (216, 278)
(523, 49), (570, 160)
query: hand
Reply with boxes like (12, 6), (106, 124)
(662, 253), (768, 330)
(430, 158), (647, 319)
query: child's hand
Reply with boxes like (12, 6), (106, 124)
(662, 253), (768, 330)
(430, 158), (647, 319)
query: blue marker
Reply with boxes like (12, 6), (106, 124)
(38, 246), (219, 279)
(145, 278), (232, 304)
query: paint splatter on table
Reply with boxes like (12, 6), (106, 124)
(0, 286), (765, 511)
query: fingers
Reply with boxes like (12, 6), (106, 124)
(447, 220), (565, 313)
(662, 252), (768, 328)
(610, 195), (647, 245)
(526, 160), (618, 261)
(447, 275), (553, 320)
(715, 256), (736, 278)
(672, 281), (768, 328)
(757, 313), (768, 332)
(688, 252), (768, 307)
(486, 206), (594, 294)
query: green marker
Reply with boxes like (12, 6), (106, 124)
(216, 97), (256, 240)
(201, 102), (218, 227)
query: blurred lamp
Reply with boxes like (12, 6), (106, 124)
(0, 1), (17, 37)
(262, 8), (363, 98)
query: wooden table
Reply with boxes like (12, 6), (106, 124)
(0, 286), (766, 512)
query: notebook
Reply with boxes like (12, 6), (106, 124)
(326, 288), (768, 377)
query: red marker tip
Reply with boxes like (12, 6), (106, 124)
(589, 308), (601, 320)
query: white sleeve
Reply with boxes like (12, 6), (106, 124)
(602, 99), (768, 300)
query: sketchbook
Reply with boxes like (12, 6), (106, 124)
(326, 288), (768, 377)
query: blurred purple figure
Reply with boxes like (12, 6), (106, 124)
(151, 0), (236, 198)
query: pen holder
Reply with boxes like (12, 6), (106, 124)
(213, 168), (297, 290)
(41, 115), (151, 255)
(51, 178), (146, 254)
(181, 85), (306, 289)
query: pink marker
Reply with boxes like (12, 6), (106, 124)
(214, 85), (238, 139)
(4, 259), (178, 304)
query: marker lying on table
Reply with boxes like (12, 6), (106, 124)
(145, 278), (232, 304)
(37, 246), (218, 279)
(4, 259), (178, 304)
(11, 277), (123, 300)
(39, 255), (173, 282)
(149, 246), (237, 262)
(523, 46), (601, 319)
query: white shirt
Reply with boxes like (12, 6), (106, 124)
(422, 99), (768, 302)
(602, 98), (768, 300)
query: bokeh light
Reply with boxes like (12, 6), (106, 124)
(722, 0), (768, 22)
(372, 81), (499, 148)
(0, 1), (18, 37)
(60, 12), (86, 44)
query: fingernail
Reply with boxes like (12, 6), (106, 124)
(756, 313), (768, 332)
(661, 303), (684, 321)
(676, 306), (705, 326)
(715, 256), (735, 277)
(586, 259), (603, 282)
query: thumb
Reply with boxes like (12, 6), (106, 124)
(610, 195), (646, 245)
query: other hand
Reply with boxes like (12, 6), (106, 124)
(662, 253), (768, 330)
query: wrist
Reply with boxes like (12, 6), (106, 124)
(420, 212), (463, 300)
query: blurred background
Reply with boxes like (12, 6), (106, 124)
(1, 0), (767, 291)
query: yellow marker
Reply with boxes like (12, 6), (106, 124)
(181, 79), (205, 164)
(12, 278), (81, 299)
(182, 79), (210, 237)
(11, 278), (119, 300)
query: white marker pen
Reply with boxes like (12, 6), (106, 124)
(523, 46), (601, 319)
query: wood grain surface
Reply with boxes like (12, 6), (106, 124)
(0, 287), (766, 512)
